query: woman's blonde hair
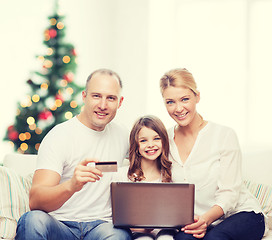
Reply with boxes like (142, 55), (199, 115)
(160, 68), (199, 95)
(128, 115), (172, 183)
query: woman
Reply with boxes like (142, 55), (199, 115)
(159, 68), (267, 240)
(114, 115), (175, 240)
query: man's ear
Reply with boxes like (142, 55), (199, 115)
(82, 90), (87, 101)
(196, 92), (200, 103)
(118, 96), (124, 109)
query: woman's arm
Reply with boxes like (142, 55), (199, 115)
(182, 128), (242, 238)
(214, 128), (243, 214)
(201, 205), (224, 226)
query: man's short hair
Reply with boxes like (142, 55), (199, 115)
(86, 69), (122, 91)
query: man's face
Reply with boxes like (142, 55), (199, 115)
(81, 73), (123, 131)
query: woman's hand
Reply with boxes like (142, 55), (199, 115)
(181, 215), (208, 238)
(181, 205), (224, 238)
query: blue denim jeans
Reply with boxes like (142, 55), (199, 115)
(174, 211), (265, 240)
(15, 210), (132, 240)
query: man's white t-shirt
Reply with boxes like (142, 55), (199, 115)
(36, 116), (129, 222)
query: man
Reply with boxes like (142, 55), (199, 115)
(16, 69), (131, 240)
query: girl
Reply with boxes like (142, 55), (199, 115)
(128, 115), (171, 183)
(114, 115), (175, 240)
(159, 68), (267, 240)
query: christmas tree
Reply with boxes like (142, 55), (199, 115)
(4, 5), (84, 154)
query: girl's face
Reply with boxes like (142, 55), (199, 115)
(162, 86), (200, 127)
(138, 127), (162, 161)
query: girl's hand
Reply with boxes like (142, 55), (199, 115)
(181, 215), (208, 238)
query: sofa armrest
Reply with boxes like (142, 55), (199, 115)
(3, 153), (37, 177)
(0, 166), (33, 239)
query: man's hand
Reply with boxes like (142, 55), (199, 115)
(69, 158), (103, 192)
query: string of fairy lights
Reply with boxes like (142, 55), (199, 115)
(5, 8), (84, 154)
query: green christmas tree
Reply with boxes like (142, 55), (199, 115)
(4, 6), (84, 154)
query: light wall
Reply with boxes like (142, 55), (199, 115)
(147, 0), (272, 150)
(1, 0), (271, 161)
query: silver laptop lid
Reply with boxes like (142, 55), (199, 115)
(111, 182), (195, 229)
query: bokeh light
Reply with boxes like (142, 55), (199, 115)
(60, 79), (68, 87)
(32, 94), (40, 103)
(63, 56), (70, 63)
(65, 111), (73, 119)
(35, 128), (43, 135)
(66, 87), (74, 95)
(57, 22), (64, 29)
(19, 133), (26, 141)
(47, 48), (54, 55)
(25, 132), (31, 140)
(70, 100), (77, 108)
(29, 123), (37, 131)
(55, 99), (63, 107)
(27, 116), (35, 125)
(41, 82), (49, 90)
(35, 143), (40, 151)
(20, 143), (28, 151)
(44, 60), (53, 68)
(50, 18), (57, 25)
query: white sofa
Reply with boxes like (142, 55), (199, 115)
(1, 151), (272, 240)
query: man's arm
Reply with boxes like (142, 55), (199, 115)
(29, 159), (103, 212)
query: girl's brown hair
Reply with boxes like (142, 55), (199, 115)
(128, 115), (172, 182)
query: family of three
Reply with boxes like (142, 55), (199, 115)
(15, 68), (267, 240)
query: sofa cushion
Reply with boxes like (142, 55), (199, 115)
(3, 153), (37, 177)
(0, 167), (32, 239)
(245, 180), (272, 229)
(242, 149), (272, 186)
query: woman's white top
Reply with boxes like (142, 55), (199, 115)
(168, 121), (267, 228)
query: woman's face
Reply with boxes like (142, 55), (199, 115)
(138, 127), (162, 161)
(162, 86), (200, 127)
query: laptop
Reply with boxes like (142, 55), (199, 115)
(111, 182), (195, 229)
